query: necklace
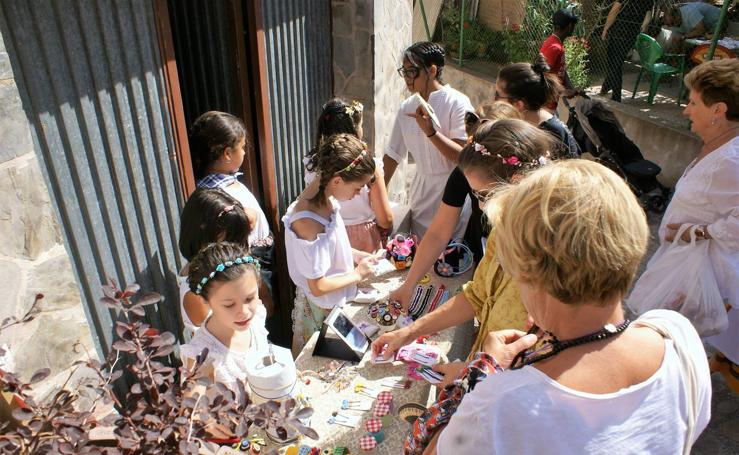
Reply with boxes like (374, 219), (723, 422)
(510, 319), (631, 369)
(701, 126), (739, 153)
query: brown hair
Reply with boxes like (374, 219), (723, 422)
(684, 59), (739, 121)
(309, 133), (376, 206)
(458, 118), (558, 183)
(306, 98), (364, 172)
(498, 54), (563, 110)
(187, 242), (260, 300)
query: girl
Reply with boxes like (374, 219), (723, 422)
(179, 242), (269, 392)
(384, 42), (474, 240)
(189, 111), (275, 316)
(495, 55), (581, 158)
(178, 188), (267, 338)
(304, 99), (393, 253)
(284, 133), (378, 352)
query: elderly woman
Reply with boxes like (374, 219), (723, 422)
(424, 160), (711, 454)
(633, 58), (739, 392)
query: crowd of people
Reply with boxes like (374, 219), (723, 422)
(168, 8), (738, 452)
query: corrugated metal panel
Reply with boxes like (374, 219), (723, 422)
(262, 0), (332, 214)
(0, 0), (185, 358)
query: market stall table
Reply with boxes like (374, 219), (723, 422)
(283, 268), (471, 454)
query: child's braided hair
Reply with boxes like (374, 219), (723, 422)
(308, 133), (375, 206)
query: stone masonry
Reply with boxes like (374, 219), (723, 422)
(0, 30), (96, 396)
(332, 0), (413, 204)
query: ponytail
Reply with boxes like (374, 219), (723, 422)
(498, 55), (563, 110)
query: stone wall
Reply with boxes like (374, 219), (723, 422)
(331, 0), (413, 203)
(0, 31), (96, 396)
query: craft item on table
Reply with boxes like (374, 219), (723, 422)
(342, 398), (373, 411)
(353, 288), (381, 304)
(380, 377), (410, 389)
(354, 383), (379, 399)
(356, 320), (380, 338)
(328, 412), (361, 428)
(364, 417), (383, 433)
(283, 446), (299, 455)
(245, 343), (298, 405)
(413, 365), (444, 384)
(396, 314), (414, 329)
(396, 343), (441, 366)
(372, 400), (391, 417)
(376, 390), (393, 404)
(397, 402), (426, 424)
(408, 284), (434, 320)
(371, 257), (398, 277)
(359, 435), (377, 452)
(427, 285), (446, 313)
(333, 448), (350, 455)
(419, 273), (431, 284)
(385, 233), (417, 270)
(380, 414), (393, 427)
(367, 300), (399, 332)
(434, 240), (473, 277)
(297, 446), (312, 455)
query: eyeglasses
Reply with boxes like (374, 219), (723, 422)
(397, 66), (420, 79)
(494, 91), (510, 101)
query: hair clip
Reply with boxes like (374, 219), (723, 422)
(342, 148), (367, 173)
(497, 154), (521, 166)
(473, 142), (490, 156)
(216, 204), (235, 218)
(195, 255), (260, 295)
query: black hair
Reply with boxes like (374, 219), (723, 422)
(187, 242), (260, 300)
(308, 133), (376, 206)
(498, 54), (564, 110)
(552, 9), (578, 30)
(189, 111), (248, 180)
(306, 98), (363, 173)
(178, 188), (251, 261)
(403, 41), (446, 82)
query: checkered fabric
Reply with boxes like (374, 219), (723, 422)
(372, 401), (390, 417)
(196, 171), (243, 189)
(376, 391), (393, 404)
(364, 417), (382, 433)
(359, 435), (377, 451)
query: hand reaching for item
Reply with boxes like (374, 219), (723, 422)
(406, 105), (436, 137)
(482, 329), (539, 369)
(432, 361), (466, 389)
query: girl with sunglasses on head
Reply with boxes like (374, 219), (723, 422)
(495, 55), (581, 158)
(304, 98), (393, 253)
(374, 119), (559, 388)
(384, 42), (475, 240)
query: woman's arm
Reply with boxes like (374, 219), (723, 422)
(409, 107), (465, 163)
(383, 154), (399, 186)
(390, 202), (462, 309)
(601, 1), (622, 40)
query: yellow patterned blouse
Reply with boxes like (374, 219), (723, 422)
(463, 234), (528, 360)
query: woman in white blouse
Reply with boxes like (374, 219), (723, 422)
(428, 160), (711, 455)
(635, 58), (739, 392)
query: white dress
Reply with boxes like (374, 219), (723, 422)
(437, 310), (712, 455)
(179, 316), (269, 392)
(282, 198), (356, 309)
(385, 85), (473, 239)
(223, 181), (271, 244)
(303, 157), (384, 226)
(651, 136), (739, 362)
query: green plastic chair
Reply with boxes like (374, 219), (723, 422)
(631, 33), (686, 105)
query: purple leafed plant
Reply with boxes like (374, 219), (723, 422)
(0, 281), (317, 454)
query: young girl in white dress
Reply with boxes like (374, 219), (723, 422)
(179, 242), (269, 392)
(284, 133), (379, 352)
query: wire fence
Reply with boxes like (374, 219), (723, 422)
(424, 0), (735, 103)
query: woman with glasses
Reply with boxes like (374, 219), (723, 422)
(383, 42), (474, 240)
(373, 119), (558, 387)
(495, 55), (580, 158)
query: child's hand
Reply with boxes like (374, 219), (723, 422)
(355, 256), (377, 280)
(389, 283), (413, 314)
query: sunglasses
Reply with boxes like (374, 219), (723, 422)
(397, 66), (421, 79)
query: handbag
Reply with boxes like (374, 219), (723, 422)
(627, 225), (728, 336)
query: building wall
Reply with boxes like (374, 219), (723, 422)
(332, 0), (413, 203)
(477, 0), (525, 31)
(0, 30), (95, 393)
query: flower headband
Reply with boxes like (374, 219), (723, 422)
(343, 148), (368, 173)
(346, 100), (364, 117)
(216, 204), (236, 219)
(195, 255), (260, 295)
(469, 140), (552, 168)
